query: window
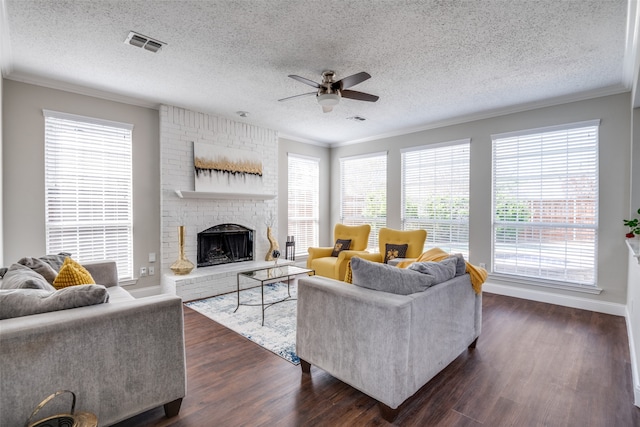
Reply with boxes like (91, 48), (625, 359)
(401, 140), (470, 257)
(44, 110), (134, 279)
(340, 152), (387, 251)
(287, 154), (319, 256)
(491, 120), (599, 287)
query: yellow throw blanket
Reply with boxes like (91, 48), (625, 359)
(396, 247), (487, 294)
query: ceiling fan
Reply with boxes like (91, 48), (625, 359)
(278, 70), (379, 113)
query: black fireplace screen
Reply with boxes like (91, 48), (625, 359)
(197, 224), (254, 267)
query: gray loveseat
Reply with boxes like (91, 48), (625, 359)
(296, 259), (481, 421)
(0, 261), (186, 427)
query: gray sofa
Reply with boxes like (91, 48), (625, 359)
(296, 269), (481, 421)
(0, 261), (186, 427)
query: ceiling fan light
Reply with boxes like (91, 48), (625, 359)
(317, 93), (340, 107)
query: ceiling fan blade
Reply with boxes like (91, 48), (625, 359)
(278, 92), (317, 102)
(288, 75), (321, 88)
(332, 71), (371, 90)
(341, 90), (379, 102)
(322, 105), (334, 113)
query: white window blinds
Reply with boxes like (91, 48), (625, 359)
(44, 110), (134, 279)
(491, 120), (599, 286)
(401, 140), (470, 257)
(340, 152), (387, 251)
(287, 154), (319, 256)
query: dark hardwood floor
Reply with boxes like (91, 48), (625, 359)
(114, 292), (640, 426)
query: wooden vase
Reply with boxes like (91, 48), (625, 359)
(265, 226), (280, 261)
(171, 225), (195, 275)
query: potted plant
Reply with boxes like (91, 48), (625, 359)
(623, 208), (640, 238)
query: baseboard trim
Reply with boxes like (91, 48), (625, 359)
(483, 282), (626, 316)
(127, 285), (162, 299)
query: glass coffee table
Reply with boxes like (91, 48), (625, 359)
(234, 265), (314, 325)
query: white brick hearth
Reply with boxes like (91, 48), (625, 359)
(161, 259), (293, 301)
(159, 105), (279, 300)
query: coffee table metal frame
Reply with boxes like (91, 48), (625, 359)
(234, 264), (314, 326)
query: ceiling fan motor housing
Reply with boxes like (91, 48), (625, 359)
(319, 70), (339, 94)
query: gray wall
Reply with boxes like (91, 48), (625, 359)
(278, 138), (331, 249)
(632, 108), (640, 214)
(330, 93), (631, 304)
(0, 76), (3, 266)
(2, 80), (161, 288)
(1, 79), (633, 305)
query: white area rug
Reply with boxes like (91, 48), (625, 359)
(185, 282), (299, 365)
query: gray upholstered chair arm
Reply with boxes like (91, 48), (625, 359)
(83, 260), (118, 287)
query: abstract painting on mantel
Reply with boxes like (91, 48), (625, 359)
(193, 142), (263, 194)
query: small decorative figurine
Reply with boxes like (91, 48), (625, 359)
(272, 250), (281, 266)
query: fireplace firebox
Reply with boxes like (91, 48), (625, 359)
(197, 224), (254, 267)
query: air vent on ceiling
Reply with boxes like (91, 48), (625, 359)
(124, 31), (166, 53)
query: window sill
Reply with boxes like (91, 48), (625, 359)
(488, 273), (603, 295)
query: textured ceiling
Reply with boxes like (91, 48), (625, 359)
(0, 0), (632, 145)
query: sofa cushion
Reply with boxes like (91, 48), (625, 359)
(351, 256), (434, 295)
(408, 257), (457, 284)
(107, 285), (136, 303)
(384, 243), (408, 264)
(0, 264), (56, 291)
(17, 257), (58, 285)
(0, 284), (109, 320)
(331, 239), (351, 257)
(53, 258), (95, 289)
(446, 253), (467, 276)
(39, 252), (73, 272)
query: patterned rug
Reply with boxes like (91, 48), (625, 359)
(185, 282), (299, 365)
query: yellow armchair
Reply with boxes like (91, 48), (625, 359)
(307, 224), (371, 281)
(358, 227), (427, 264)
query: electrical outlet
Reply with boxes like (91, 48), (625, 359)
(148, 266), (155, 276)
(479, 263), (486, 269)
(140, 267), (147, 277)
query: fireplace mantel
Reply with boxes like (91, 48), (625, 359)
(174, 190), (276, 200)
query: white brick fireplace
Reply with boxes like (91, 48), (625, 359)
(159, 105), (280, 300)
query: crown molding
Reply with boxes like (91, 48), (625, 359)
(5, 72), (161, 110)
(330, 85), (630, 148)
(623, 0), (639, 90)
(6, 69), (630, 149)
(627, 0), (640, 108)
(0, 0), (13, 77)
(278, 133), (329, 147)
